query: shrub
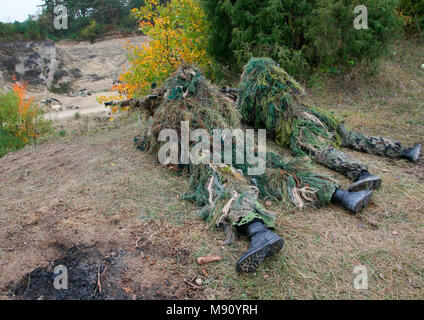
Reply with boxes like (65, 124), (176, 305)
(0, 84), (51, 157)
(0, 18), (46, 42)
(399, 0), (424, 36)
(103, 0), (211, 101)
(79, 20), (106, 42)
(201, 0), (402, 77)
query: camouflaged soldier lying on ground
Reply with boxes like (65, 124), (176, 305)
(136, 65), (397, 273)
(238, 58), (422, 193)
(198, 159), (373, 273)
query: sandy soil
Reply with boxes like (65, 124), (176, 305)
(33, 36), (148, 120)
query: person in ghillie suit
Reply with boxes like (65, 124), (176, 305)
(238, 58), (422, 193)
(136, 65), (376, 273)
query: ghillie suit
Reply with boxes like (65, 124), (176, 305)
(136, 64), (373, 272)
(238, 58), (421, 188)
(137, 65), (338, 231)
(138, 64), (240, 153)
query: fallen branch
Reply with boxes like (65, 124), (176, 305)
(97, 265), (102, 294)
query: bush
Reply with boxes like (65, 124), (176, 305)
(78, 20), (106, 42)
(0, 18), (46, 42)
(201, 0), (402, 77)
(0, 84), (51, 158)
(399, 0), (424, 36)
(104, 0), (212, 100)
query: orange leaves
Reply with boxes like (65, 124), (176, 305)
(0, 81), (49, 152)
(12, 82), (35, 121)
(13, 82), (34, 114)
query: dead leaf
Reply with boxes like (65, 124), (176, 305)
(123, 287), (134, 294)
(201, 268), (209, 277)
(149, 259), (157, 266)
(197, 254), (223, 265)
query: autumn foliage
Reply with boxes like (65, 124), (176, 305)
(0, 83), (50, 157)
(101, 0), (211, 103)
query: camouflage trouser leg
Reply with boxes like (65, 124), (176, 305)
(197, 180), (276, 230)
(316, 147), (368, 181)
(338, 123), (404, 158)
(315, 180), (339, 206)
(198, 189), (276, 245)
(228, 193), (276, 228)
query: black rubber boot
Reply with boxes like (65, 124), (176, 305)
(402, 143), (421, 163)
(332, 188), (373, 214)
(348, 170), (382, 192)
(236, 222), (284, 273)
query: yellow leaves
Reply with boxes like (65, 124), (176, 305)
(114, 0), (212, 99)
(99, 0), (211, 112)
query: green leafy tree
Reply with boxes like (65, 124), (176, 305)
(201, 0), (402, 76)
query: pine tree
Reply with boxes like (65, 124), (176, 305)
(201, 0), (402, 77)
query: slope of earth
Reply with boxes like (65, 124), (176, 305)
(0, 39), (423, 300)
(35, 36), (148, 120)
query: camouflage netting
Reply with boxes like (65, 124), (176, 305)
(136, 64), (339, 244)
(138, 64), (240, 153)
(238, 57), (343, 156)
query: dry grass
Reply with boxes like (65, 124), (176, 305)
(0, 39), (423, 300)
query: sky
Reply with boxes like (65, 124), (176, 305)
(0, 0), (44, 23)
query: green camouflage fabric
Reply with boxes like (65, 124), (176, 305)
(196, 164), (277, 245)
(315, 123), (405, 181)
(197, 163), (338, 245)
(238, 57), (343, 156)
(238, 58), (406, 182)
(295, 122), (405, 181)
(138, 64), (341, 245)
(316, 147), (367, 181)
(338, 123), (404, 158)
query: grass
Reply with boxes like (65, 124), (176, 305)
(0, 39), (423, 300)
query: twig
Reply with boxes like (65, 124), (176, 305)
(159, 226), (172, 249)
(183, 279), (203, 290)
(97, 265), (102, 294)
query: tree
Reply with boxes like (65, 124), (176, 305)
(99, 0), (211, 103)
(200, 0), (402, 77)
(399, 0), (424, 36)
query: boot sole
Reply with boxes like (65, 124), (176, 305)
(352, 191), (372, 214)
(236, 238), (284, 273)
(348, 176), (382, 192)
